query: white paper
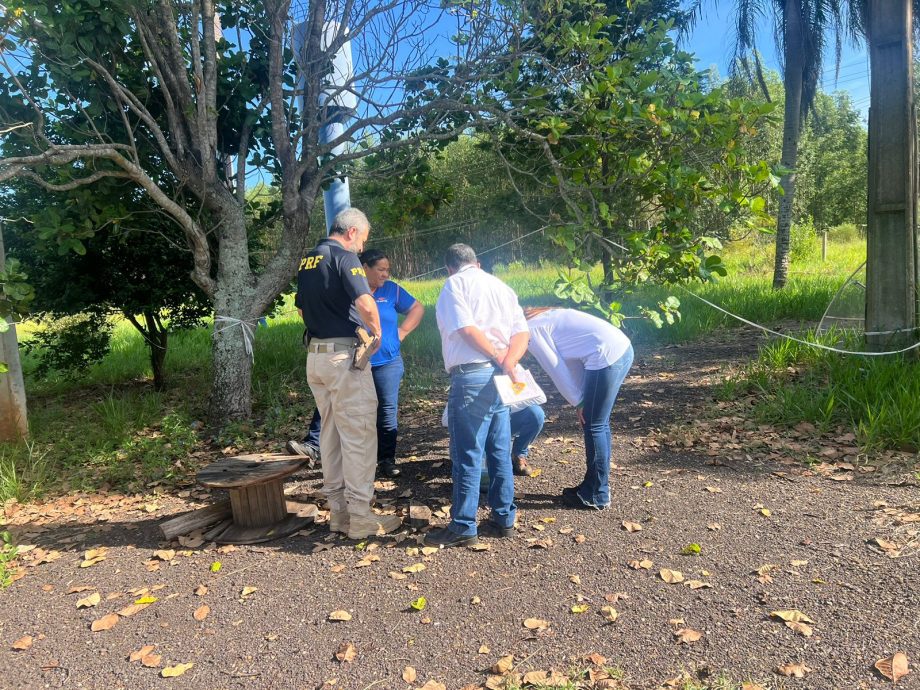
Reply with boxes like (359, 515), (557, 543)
(493, 368), (545, 407)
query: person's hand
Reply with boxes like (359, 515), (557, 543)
(502, 358), (519, 382)
(369, 333), (382, 355)
(576, 406), (586, 427)
(398, 327), (407, 342)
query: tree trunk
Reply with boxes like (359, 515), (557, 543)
(209, 209), (257, 421)
(774, 0), (805, 290)
(145, 311), (168, 392)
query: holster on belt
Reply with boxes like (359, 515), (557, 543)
(351, 327), (378, 371)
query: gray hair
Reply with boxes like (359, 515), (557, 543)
(329, 207), (370, 236)
(444, 243), (477, 271)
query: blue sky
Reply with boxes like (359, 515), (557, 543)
(685, 5), (871, 119)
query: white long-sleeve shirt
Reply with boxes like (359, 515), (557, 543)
(435, 265), (528, 372)
(526, 309), (632, 406)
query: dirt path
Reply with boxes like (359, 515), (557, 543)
(2, 333), (918, 690)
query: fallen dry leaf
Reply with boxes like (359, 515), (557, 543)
(67, 585), (93, 594)
(585, 652), (607, 665)
(570, 603), (590, 614)
(478, 644), (491, 654)
(419, 682), (446, 690)
(402, 666), (417, 683)
(90, 614), (119, 632)
(153, 549), (176, 561)
(11, 635), (33, 651)
(522, 670), (548, 684)
(194, 585), (208, 596)
(468, 542), (491, 551)
(777, 662), (812, 678)
(141, 653), (161, 668)
(600, 606), (618, 623)
(490, 654), (514, 675)
(675, 628), (703, 644)
(80, 548), (107, 568)
(328, 610), (352, 622)
(659, 568), (684, 584)
(388, 571), (408, 580)
(193, 605), (210, 622)
(629, 559), (653, 570)
(786, 621), (813, 637)
(523, 618), (550, 631)
(161, 662), (193, 677)
(335, 642), (357, 663)
(875, 652), (910, 684)
(117, 602), (152, 617)
(403, 563), (426, 573)
(622, 521), (642, 533)
(741, 684), (766, 690)
(685, 580), (712, 590)
(770, 609), (814, 624)
(76, 592), (101, 609)
(129, 645), (155, 662)
(240, 586), (257, 598)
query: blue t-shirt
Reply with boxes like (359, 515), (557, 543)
(371, 280), (417, 367)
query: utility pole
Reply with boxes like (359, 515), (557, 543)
(293, 20), (357, 233)
(0, 221), (28, 440)
(865, 0), (919, 350)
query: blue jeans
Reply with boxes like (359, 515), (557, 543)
(577, 346), (633, 508)
(371, 356), (404, 462)
(304, 408), (321, 449)
(480, 404), (545, 488)
(448, 366), (515, 536)
(511, 404), (545, 458)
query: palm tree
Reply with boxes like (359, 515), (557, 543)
(723, 0), (847, 289)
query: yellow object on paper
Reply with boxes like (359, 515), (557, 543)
(493, 368), (545, 407)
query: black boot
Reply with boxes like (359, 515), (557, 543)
(379, 459), (401, 478)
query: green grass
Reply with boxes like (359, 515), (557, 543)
(2, 236), (874, 503)
(0, 531), (17, 588)
(722, 332), (920, 452)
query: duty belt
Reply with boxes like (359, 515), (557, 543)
(449, 361), (496, 376)
(308, 337), (357, 354)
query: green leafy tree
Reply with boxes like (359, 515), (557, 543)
(1, 177), (211, 390)
(481, 3), (777, 323)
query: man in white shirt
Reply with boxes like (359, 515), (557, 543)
(426, 244), (529, 547)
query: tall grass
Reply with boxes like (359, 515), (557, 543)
(724, 332), (920, 452)
(5, 236), (871, 502)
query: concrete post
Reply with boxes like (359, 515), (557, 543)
(293, 20), (357, 234)
(0, 225), (28, 440)
(865, 0), (919, 350)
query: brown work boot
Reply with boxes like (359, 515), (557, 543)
(512, 456), (532, 476)
(347, 513), (403, 540)
(329, 510), (350, 534)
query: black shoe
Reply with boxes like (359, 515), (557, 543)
(423, 527), (479, 548)
(478, 520), (515, 538)
(560, 486), (606, 510)
(379, 460), (401, 478)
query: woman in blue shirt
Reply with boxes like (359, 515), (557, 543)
(359, 249), (425, 477)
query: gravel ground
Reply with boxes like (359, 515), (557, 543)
(1, 333), (918, 690)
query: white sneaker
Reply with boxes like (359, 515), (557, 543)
(286, 440), (319, 466)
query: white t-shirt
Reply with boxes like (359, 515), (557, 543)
(435, 265), (528, 372)
(526, 309), (632, 406)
